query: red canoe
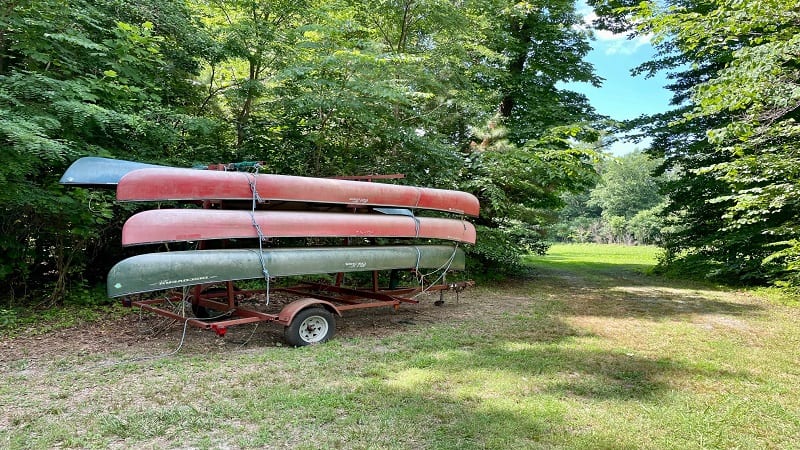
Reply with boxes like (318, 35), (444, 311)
(116, 168), (480, 216)
(122, 209), (477, 246)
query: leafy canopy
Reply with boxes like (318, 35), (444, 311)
(622, 0), (800, 285)
(1, 0), (603, 302)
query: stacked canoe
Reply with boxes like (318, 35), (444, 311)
(60, 157), (479, 297)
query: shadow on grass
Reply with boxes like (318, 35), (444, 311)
(551, 283), (765, 321)
(525, 258), (764, 320)
(349, 387), (631, 449)
(330, 312), (753, 448)
(233, 327), (686, 448)
(256, 314), (754, 449)
(401, 314), (751, 401)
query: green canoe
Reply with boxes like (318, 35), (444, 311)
(107, 245), (464, 297)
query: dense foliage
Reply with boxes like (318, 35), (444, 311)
(550, 150), (665, 245)
(0, 0), (214, 304)
(591, 0), (800, 287)
(1, 0), (602, 304)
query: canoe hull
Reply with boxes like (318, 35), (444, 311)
(108, 245), (465, 297)
(122, 209), (476, 245)
(59, 157), (164, 187)
(117, 168), (480, 216)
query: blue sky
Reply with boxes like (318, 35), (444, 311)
(564, 6), (674, 154)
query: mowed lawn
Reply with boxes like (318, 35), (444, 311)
(2, 244), (799, 449)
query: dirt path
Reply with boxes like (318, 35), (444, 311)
(0, 285), (514, 368)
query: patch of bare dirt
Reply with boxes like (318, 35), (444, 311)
(0, 284), (510, 368)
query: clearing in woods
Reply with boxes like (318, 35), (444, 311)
(1, 243), (798, 449)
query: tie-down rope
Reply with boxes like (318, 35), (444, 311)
(245, 167), (271, 305)
(412, 243), (460, 299)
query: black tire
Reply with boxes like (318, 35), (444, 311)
(192, 286), (239, 320)
(191, 303), (215, 319)
(284, 307), (336, 346)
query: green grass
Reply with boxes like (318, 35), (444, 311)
(527, 243), (661, 273)
(0, 285), (131, 338)
(2, 244), (799, 449)
(539, 243), (662, 264)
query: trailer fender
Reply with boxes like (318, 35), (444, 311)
(278, 298), (341, 326)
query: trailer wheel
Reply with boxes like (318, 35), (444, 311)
(284, 307), (335, 346)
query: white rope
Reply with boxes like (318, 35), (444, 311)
(244, 168), (271, 305)
(412, 244), (459, 299)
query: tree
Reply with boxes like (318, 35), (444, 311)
(588, 150), (662, 219)
(0, 0), (216, 303)
(549, 151), (665, 245)
(195, 0), (605, 272)
(1, 0), (606, 302)
(491, 0), (601, 140)
(464, 123), (600, 266)
(455, 0), (603, 270)
(629, 0), (800, 284)
(628, 205), (664, 245)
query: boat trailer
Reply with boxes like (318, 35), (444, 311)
(58, 157), (477, 346)
(122, 277), (473, 346)
(117, 168), (474, 346)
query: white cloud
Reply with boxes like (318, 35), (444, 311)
(601, 34), (653, 56)
(577, 11), (653, 56)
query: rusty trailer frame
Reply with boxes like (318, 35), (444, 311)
(123, 277), (473, 345)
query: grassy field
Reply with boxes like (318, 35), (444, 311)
(2, 244), (799, 449)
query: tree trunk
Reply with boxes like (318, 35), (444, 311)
(236, 61), (258, 149)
